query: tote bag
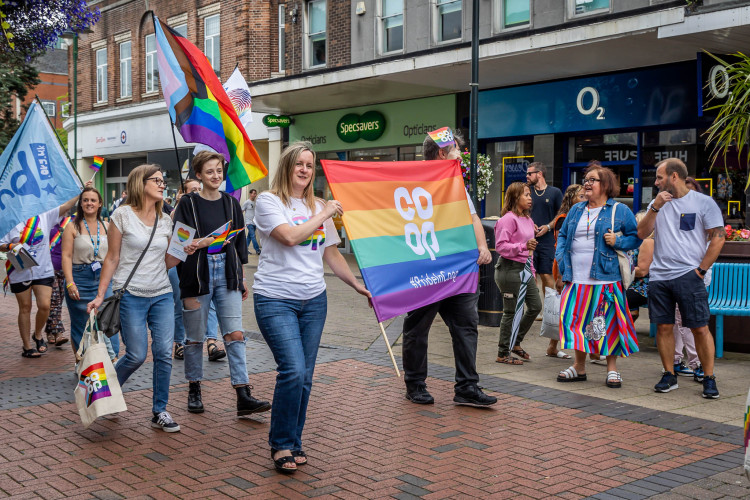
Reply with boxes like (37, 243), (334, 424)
(540, 288), (562, 340)
(611, 202), (634, 290)
(74, 313), (127, 428)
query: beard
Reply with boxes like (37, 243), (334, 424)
(660, 178), (675, 196)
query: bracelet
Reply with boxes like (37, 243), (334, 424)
(650, 206), (659, 213)
(66, 282), (76, 289)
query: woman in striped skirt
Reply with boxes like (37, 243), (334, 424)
(554, 165), (641, 388)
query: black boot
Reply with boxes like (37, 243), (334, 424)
(236, 385), (271, 416)
(188, 381), (204, 413)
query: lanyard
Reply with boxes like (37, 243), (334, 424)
(83, 219), (100, 258)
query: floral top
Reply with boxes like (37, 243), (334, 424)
(629, 247), (649, 297)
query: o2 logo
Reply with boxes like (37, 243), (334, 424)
(576, 86), (605, 120)
(394, 187), (439, 260)
(708, 65), (729, 99)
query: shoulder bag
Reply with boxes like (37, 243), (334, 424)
(97, 216), (158, 337)
(611, 202), (634, 290)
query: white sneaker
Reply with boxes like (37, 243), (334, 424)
(151, 411), (180, 432)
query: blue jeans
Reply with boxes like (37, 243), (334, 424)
(254, 291), (327, 451)
(170, 266), (219, 344)
(182, 254), (248, 386)
(116, 291), (174, 414)
(246, 224), (260, 253)
(65, 264), (120, 357)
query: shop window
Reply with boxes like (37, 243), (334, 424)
(279, 5), (286, 71)
(204, 15), (220, 75)
(307, 0), (326, 68)
(96, 48), (107, 103)
(145, 34), (158, 93)
(501, 0), (529, 29)
(381, 0), (403, 54)
(120, 41), (132, 98)
(437, 0), (462, 42)
(485, 139), (534, 217)
(399, 145), (423, 161)
(569, 0), (609, 16)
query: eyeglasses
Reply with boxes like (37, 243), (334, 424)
(146, 177), (166, 187)
(526, 170), (540, 176)
(582, 177), (601, 185)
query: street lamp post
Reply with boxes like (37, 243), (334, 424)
(469, 0), (479, 209)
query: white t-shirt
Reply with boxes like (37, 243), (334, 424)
(464, 188), (477, 215)
(253, 193), (341, 300)
(570, 206), (615, 285)
(0, 208), (59, 283)
(649, 190), (723, 281)
(110, 206), (172, 297)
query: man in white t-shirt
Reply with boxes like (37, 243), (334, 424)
(242, 189), (260, 254)
(637, 158), (725, 399)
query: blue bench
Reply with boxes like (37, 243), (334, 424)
(707, 262), (750, 358)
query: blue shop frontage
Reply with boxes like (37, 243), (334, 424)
(477, 58), (747, 223)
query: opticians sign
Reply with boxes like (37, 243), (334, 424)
(336, 111), (386, 143)
(262, 115), (292, 128)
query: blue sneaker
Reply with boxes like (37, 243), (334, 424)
(674, 361), (694, 376)
(654, 372), (678, 393)
(702, 375), (719, 399)
(693, 364), (705, 382)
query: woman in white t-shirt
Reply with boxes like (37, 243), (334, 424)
(253, 142), (370, 474)
(88, 165), (195, 434)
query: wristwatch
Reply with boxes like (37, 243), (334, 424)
(650, 206), (659, 213)
(697, 267), (707, 276)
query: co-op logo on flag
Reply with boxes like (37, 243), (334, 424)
(394, 187), (439, 260)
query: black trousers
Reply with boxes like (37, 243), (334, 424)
(401, 292), (480, 392)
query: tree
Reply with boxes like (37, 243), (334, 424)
(0, 50), (39, 154)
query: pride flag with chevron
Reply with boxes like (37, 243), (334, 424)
(153, 15), (267, 189)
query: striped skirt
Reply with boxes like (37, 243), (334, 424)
(559, 281), (638, 357)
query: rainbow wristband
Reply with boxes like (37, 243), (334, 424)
(66, 282), (76, 289)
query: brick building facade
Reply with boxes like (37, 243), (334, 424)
(15, 48), (69, 130)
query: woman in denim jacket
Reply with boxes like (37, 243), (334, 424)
(554, 165), (642, 388)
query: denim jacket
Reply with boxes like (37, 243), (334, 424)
(555, 199), (642, 282)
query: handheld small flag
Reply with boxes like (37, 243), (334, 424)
(207, 228), (241, 254)
(427, 127), (456, 149)
(210, 222), (231, 237)
(90, 156), (104, 171)
(4, 215), (45, 292)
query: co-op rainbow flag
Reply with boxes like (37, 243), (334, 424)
(152, 15), (267, 190)
(321, 159), (479, 322)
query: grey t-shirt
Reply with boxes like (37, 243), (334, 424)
(649, 190), (723, 281)
(242, 199), (256, 226)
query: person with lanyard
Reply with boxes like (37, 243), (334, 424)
(62, 186), (119, 360)
(0, 181), (92, 358)
(172, 151), (270, 418)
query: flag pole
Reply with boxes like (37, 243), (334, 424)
(34, 95), (85, 186)
(378, 322), (401, 378)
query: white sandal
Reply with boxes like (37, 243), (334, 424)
(606, 371), (622, 388)
(556, 366), (587, 382)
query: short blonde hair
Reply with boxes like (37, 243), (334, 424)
(271, 141), (318, 212)
(124, 164), (164, 217)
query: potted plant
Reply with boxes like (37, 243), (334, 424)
(459, 149), (494, 202)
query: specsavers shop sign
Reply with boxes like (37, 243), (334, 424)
(290, 95), (455, 150)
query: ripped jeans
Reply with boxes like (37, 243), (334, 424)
(182, 254), (248, 386)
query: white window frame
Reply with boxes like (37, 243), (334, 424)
(567, 0), (610, 18)
(61, 102), (70, 117)
(279, 5), (286, 71)
(435, 0), (462, 44)
(96, 48), (107, 103)
(204, 14), (220, 74)
(119, 40), (132, 98)
(306, 0), (326, 69)
(41, 101), (56, 117)
(145, 34), (158, 94)
(498, 0), (530, 31)
(379, 0), (404, 55)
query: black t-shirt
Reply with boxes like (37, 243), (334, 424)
(193, 196), (232, 254)
(530, 185), (563, 247)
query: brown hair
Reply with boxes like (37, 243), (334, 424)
(124, 164), (164, 216)
(502, 182), (531, 217)
(584, 165), (620, 198)
(271, 141), (319, 212)
(527, 161), (546, 178)
(73, 187), (104, 233)
(657, 158), (688, 180)
(686, 176), (702, 193)
(179, 178), (201, 194)
(557, 184), (583, 217)
(192, 150), (226, 175)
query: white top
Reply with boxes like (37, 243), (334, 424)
(0, 208), (58, 283)
(570, 206), (615, 285)
(649, 190), (724, 281)
(110, 205), (172, 297)
(72, 221), (108, 264)
(253, 193), (340, 300)
(464, 188), (477, 215)
(242, 199), (256, 226)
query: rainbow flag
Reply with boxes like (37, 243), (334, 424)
(744, 388), (750, 476)
(78, 362), (112, 407)
(49, 216), (72, 250)
(90, 156), (104, 171)
(320, 159), (479, 322)
(19, 216), (43, 246)
(208, 228), (241, 254)
(153, 15), (267, 191)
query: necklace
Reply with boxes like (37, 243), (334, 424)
(586, 207), (598, 239)
(534, 185), (547, 197)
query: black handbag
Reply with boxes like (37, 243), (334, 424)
(97, 217), (158, 338)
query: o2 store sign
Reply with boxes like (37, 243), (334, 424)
(336, 111), (386, 143)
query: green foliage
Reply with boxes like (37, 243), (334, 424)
(0, 51), (40, 154)
(55, 126), (68, 149)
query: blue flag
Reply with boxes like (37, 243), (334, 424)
(0, 102), (82, 239)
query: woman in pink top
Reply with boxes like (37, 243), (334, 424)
(493, 182), (541, 365)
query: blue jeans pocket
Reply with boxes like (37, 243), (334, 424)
(680, 213), (696, 231)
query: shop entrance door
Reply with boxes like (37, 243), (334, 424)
(564, 160), (641, 212)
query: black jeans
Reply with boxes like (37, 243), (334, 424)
(401, 292), (480, 393)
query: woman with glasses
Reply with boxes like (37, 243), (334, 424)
(554, 165), (641, 388)
(88, 165), (195, 433)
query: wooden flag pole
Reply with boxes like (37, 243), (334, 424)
(378, 322), (401, 378)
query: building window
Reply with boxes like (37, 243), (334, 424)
(173, 23), (187, 37)
(119, 41), (132, 98)
(307, 0), (326, 68)
(381, 0), (403, 53)
(61, 102), (70, 117)
(96, 48), (107, 103)
(437, 0), (461, 42)
(204, 14), (220, 75)
(570, 0), (609, 15)
(502, 0), (529, 29)
(279, 5), (286, 71)
(145, 34), (158, 93)
(41, 101), (56, 117)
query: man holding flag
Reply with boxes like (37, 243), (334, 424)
(401, 128), (497, 407)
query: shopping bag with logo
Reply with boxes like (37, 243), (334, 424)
(74, 312), (127, 428)
(540, 288), (561, 340)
